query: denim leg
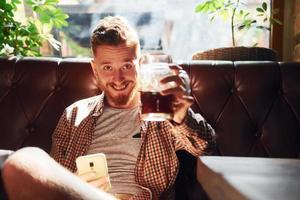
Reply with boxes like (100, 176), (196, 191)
(0, 150), (14, 200)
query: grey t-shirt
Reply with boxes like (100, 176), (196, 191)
(86, 105), (143, 195)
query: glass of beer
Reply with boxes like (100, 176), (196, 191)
(139, 54), (174, 121)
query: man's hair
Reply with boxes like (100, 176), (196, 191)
(90, 16), (140, 54)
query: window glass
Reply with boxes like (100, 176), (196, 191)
(54, 0), (271, 59)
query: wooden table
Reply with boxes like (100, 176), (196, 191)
(196, 156), (300, 200)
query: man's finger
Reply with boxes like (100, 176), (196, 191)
(89, 176), (110, 188)
(174, 95), (194, 105)
(169, 64), (182, 75)
(160, 75), (184, 86)
(78, 171), (97, 182)
(178, 71), (191, 95)
(160, 85), (186, 96)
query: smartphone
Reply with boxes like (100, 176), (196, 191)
(75, 153), (111, 191)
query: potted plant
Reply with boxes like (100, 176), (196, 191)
(193, 0), (282, 61)
(0, 0), (69, 57)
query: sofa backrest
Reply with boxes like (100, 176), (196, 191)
(0, 57), (100, 152)
(0, 57), (299, 158)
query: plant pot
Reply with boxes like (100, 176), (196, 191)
(192, 46), (278, 61)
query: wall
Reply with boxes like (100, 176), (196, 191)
(283, 0), (294, 61)
(294, 0), (300, 61)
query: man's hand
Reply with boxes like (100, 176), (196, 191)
(160, 65), (194, 124)
(77, 171), (111, 191)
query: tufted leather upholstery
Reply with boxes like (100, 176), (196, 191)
(179, 60), (300, 158)
(0, 57), (300, 199)
(0, 57), (100, 152)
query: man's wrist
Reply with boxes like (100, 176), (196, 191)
(170, 113), (188, 126)
(170, 119), (182, 126)
(172, 108), (189, 125)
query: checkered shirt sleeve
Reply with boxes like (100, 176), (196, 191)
(135, 108), (215, 200)
(171, 108), (216, 156)
(50, 106), (91, 172)
(50, 110), (71, 165)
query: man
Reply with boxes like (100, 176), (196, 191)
(3, 16), (215, 200)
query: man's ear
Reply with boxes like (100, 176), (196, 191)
(90, 60), (97, 76)
(90, 60), (100, 82)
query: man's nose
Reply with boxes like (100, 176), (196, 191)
(112, 69), (125, 83)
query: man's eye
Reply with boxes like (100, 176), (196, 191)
(123, 63), (133, 70)
(103, 65), (112, 71)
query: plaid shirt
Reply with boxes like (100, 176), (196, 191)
(50, 93), (215, 200)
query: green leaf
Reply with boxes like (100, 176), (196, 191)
(39, 12), (51, 24)
(262, 2), (267, 11)
(27, 23), (39, 34)
(256, 8), (264, 13)
(3, 3), (13, 11)
(0, 1), (5, 8)
(270, 18), (282, 25)
(12, 0), (22, 4)
(205, 1), (219, 12)
(45, 0), (59, 6)
(214, 0), (223, 9)
(34, 5), (55, 13)
(19, 28), (30, 36)
(5, 10), (14, 17)
(269, 18), (276, 24)
(238, 24), (245, 30)
(195, 3), (207, 13)
(25, 0), (35, 6)
(219, 9), (229, 20)
(256, 25), (270, 31)
(242, 19), (254, 29)
(59, 20), (68, 27)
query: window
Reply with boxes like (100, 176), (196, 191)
(54, 0), (272, 59)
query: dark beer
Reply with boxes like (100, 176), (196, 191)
(141, 91), (173, 121)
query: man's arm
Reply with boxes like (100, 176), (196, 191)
(50, 110), (71, 162)
(169, 108), (216, 156)
(160, 65), (216, 156)
(2, 147), (116, 200)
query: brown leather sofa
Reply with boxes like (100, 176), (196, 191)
(1, 57), (300, 199)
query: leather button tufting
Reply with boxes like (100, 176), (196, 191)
(255, 132), (261, 138)
(11, 83), (17, 89)
(230, 88), (235, 94)
(29, 127), (35, 133)
(25, 126), (35, 134)
(55, 85), (62, 91)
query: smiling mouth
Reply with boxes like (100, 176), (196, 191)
(111, 82), (130, 91)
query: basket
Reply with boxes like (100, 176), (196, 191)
(192, 47), (278, 61)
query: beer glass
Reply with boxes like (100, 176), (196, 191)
(139, 54), (174, 121)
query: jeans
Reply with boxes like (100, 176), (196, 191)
(0, 150), (14, 200)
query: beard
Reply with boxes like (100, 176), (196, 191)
(103, 80), (139, 107)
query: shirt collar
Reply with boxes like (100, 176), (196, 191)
(91, 93), (105, 117)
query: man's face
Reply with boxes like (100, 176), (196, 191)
(91, 43), (140, 108)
